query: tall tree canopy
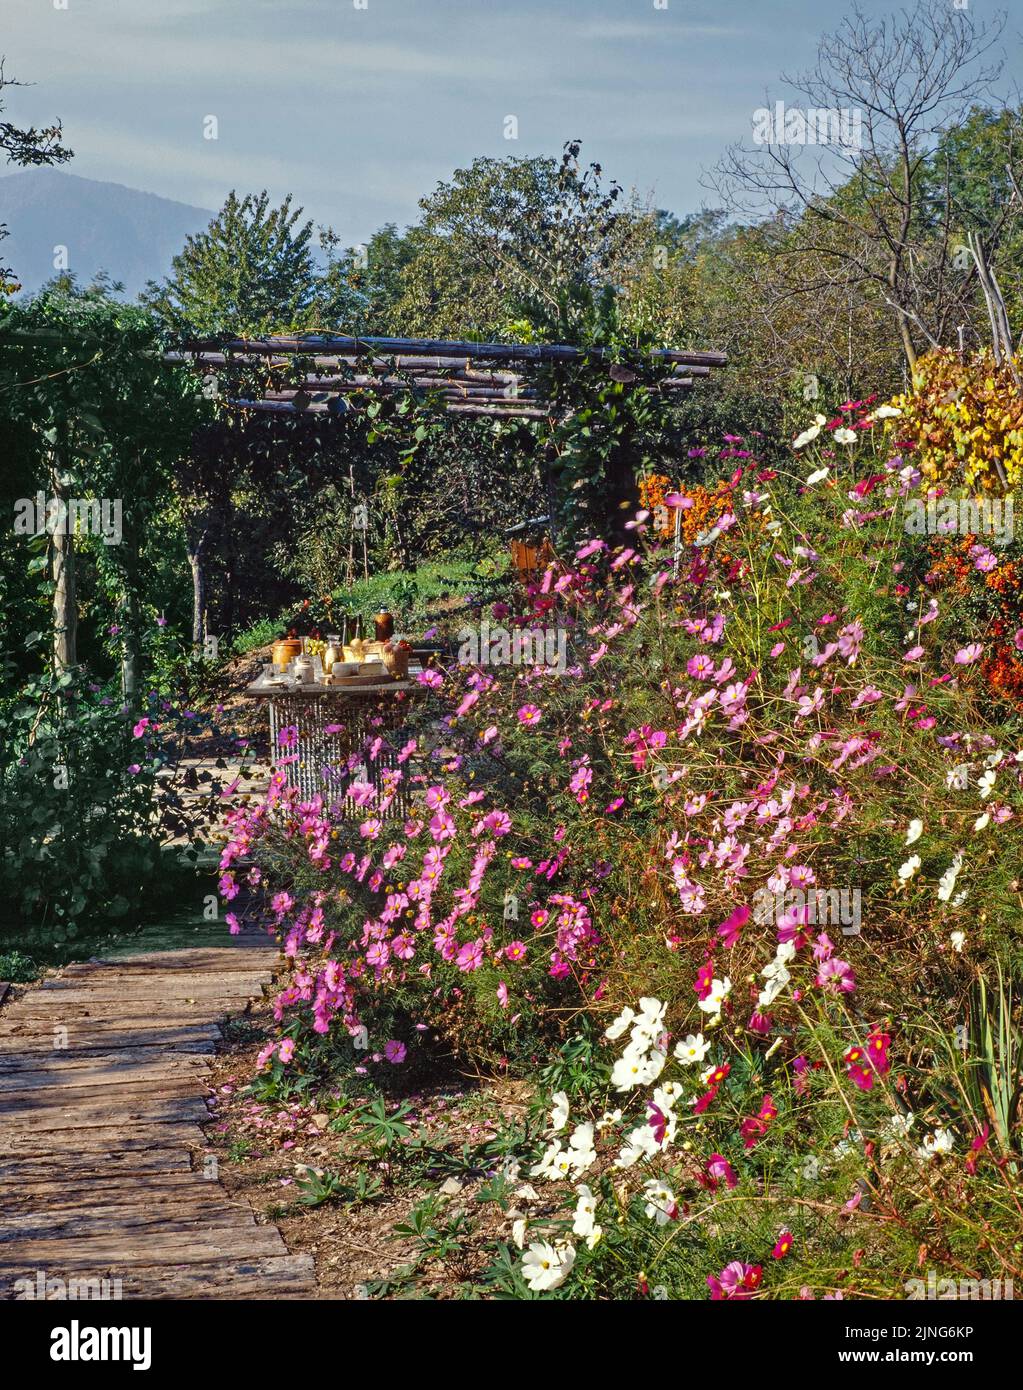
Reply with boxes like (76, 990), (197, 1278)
(145, 190), (331, 335)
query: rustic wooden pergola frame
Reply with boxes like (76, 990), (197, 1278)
(169, 333), (727, 421)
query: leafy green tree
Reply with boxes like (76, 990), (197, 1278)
(381, 144), (655, 341)
(0, 282), (209, 692)
(145, 190), (323, 335)
(317, 221), (419, 334)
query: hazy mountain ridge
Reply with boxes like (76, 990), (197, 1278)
(0, 170), (213, 298)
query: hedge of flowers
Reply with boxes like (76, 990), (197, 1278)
(221, 400), (1023, 1297)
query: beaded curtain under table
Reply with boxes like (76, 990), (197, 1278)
(266, 688), (415, 818)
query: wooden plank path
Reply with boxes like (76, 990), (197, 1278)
(0, 937), (316, 1299)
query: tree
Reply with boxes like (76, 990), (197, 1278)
(0, 58), (73, 291)
(375, 144), (657, 342)
(145, 190), (324, 335)
(0, 284), (209, 691)
(711, 1), (1011, 369)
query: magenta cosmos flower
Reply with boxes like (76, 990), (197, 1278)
(816, 957), (856, 993)
(517, 704), (542, 726)
(707, 1261), (762, 1300)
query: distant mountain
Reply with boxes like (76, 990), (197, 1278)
(0, 170), (213, 299)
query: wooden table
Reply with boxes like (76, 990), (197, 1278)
(242, 676), (422, 815)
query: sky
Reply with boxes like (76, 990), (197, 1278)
(4, 0), (1022, 242)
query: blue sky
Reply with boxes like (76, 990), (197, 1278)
(4, 0), (1021, 241)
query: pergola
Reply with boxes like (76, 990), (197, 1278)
(169, 333), (728, 421)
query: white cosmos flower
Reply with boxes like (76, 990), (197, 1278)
(521, 1240), (575, 1291)
(834, 427), (858, 445)
(793, 424), (822, 449)
(974, 812), (990, 831)
(642, 1179), (678, 1226)
(610, 1051), (658, 1092)
(888, 1112), (914, 1137)
(918, 1128), (955, 1161)
(511, 1218), (527, 1250)
(806, 466), (830, 485)
(604, 1006), (636, 1040)
(950, 930), (966, 953)
(530, 1140), (572, 1181)
(657, 1082), (686, 1108)
(566, 1122), (596, 1174)
(946, 764), (970, 791)
(978, 769), (997, 800)
(572, 1184), (600, 1244)
(697, 977), (732, 1017)
(548, 1090), (570, 1134)
(905, 819), (923, 845)
(937, 855), (963, 902)
(614, 1123), (660, 1169)
(874, 404), (901, 419)
(674, 1032), (711, 1065)
(898, 854), (922, 882)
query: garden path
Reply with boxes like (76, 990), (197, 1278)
(0, 931), (315, 1299)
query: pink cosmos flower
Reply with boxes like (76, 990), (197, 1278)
(816, 957), (856, 993)
(278, 1038), (295, 1064)
(954, 644), (983, 665)
(772, 1231), (793, 1260)
(707, 1261), (762, 1300)
(384, 1040), (407, 1064)
(517, 703), (542, 726)
(456, 938), (485, 972)
(132, 717), (150, 738)
(966, 1124), (990, 1175)
(716, 905), (750, 948)
(704, 1154), (738, 1190)
(366, 941), (390, 969)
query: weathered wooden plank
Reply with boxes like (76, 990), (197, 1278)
(0, 1055), (211, 1090)
(37, 977), (271, 1001)
(0, 1201), (260, 1241)
(2, 1171), (233, 1205)
(0, 942), (307, 1300)
(0, 1027), (219, 1054)
(95, 944), (277, 967)
(2, 1253), (315, 1301)
(1, 1095), (210, 1133)
(8, 994), (262, 1017)
(0, 1223), (288, 1266)
(0, 1047), (214, 1074)
(1, 1075), (205, 1107)
(0, 1150), (192, 1180)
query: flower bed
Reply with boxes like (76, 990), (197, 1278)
(221, 408), (1023, 1298)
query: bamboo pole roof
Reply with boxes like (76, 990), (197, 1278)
(169, 333), (727, 421)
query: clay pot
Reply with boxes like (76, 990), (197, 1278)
(272, 638), (303, 672)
